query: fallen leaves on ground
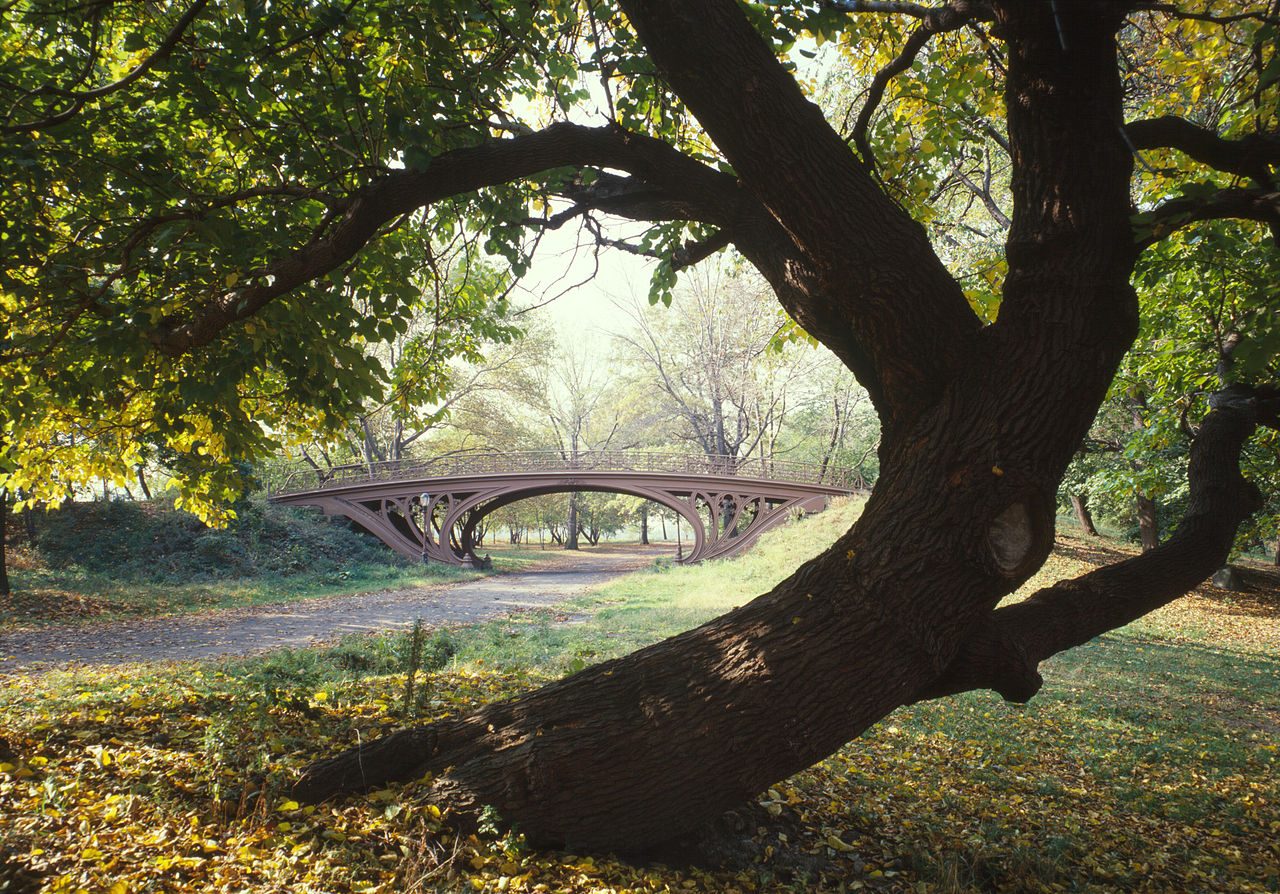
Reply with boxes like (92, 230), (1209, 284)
(1, 539), (1277, 893)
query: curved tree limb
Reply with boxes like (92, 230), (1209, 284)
(619, 0), (981, 436)
(1126, 116), (1279, 186)
(1136, 188), (1280, 248)
(1, 0), (209, 134)
(915, 385), (1277, 704)
(844, 3), (988, 170)
(145, 123), (746, 356)
(850, 24), (935, 171)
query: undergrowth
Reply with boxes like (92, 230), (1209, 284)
(1, 497), (1277, 893)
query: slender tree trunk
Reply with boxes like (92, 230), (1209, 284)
(1071, 493), (1098, 536)
(565, 493), (580, 550)
(0, 490), (10, 597)
(640, 503), (649, 545)
(1136, 493), (1159, 552)
(136, 466), (153, 500)
(23, 501), (36, 545)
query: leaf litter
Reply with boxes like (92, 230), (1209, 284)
(0, 534), (1277, 893)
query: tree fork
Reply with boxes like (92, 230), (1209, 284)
(916, 392), (1274, 704)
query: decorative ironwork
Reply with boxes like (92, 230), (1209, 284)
(270, 450), (864, 566)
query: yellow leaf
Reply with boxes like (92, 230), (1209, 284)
(826, 834), (856, 852)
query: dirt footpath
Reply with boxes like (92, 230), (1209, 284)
(0, 547), (657, 674)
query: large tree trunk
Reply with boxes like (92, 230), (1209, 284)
(639, 503), (649, 545)
(293, 2), (1274, 854)
(1071, 493), (1099, 537)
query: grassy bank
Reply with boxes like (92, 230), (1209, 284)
(1, 497), (1278, 893)
(1, 499), (547, 630)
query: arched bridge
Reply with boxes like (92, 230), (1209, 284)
(269, 450), (863, 565)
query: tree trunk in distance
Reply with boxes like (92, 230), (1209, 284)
(0, 491), (9, 596)
(640, 503), (649, 545)
(1071, 493), (1098, 537)
(1274, 531), (1279, 567)
(565, 493), (580, 550)
(136, 466), (152, 500)
(1136, 494), (1159, 551)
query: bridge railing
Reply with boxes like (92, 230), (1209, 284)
(271, 449), (866, 495)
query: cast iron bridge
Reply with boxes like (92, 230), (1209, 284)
(269, 450), (863, 565)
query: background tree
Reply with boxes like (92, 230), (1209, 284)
(1064, 222), (1280, 555)
(612, 266), (822, 466)
(535, 336), (625, 549)
(5, 0), (1280, 854)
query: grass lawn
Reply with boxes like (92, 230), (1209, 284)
(1, 545), (567, 630)
(1, 497), (1277, 893)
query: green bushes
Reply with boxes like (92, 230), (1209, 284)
(29, 498), (405, 582)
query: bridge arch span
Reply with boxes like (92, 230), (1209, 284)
(269, 453), (859, 565)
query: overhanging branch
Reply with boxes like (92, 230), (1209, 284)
(1125, 116), (1279, 186)
(145, 123), (743, 355)
(1136, 188), (1280, 248)
(2, 0), (209, 134)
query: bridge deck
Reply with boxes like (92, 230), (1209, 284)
(270, 449), (864, 496)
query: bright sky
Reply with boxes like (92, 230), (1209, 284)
(506, 39), (828, 347)
(510, 213), (659, 347)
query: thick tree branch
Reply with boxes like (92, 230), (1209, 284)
(619, 0), (981, 435)
(916, 387), (1274, 704)
(1126, 116), (1279, 186)
(1137, 188), (1280, 248)
(145, 123), (745, 355)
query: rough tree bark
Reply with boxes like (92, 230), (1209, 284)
(291, 1), (1278, 852)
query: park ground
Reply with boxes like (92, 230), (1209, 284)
(0, 497), (1278, 893)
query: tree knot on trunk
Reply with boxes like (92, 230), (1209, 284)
(985, 492), (1052, 579)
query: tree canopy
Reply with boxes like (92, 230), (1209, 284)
(4, 0), (1280, 852)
